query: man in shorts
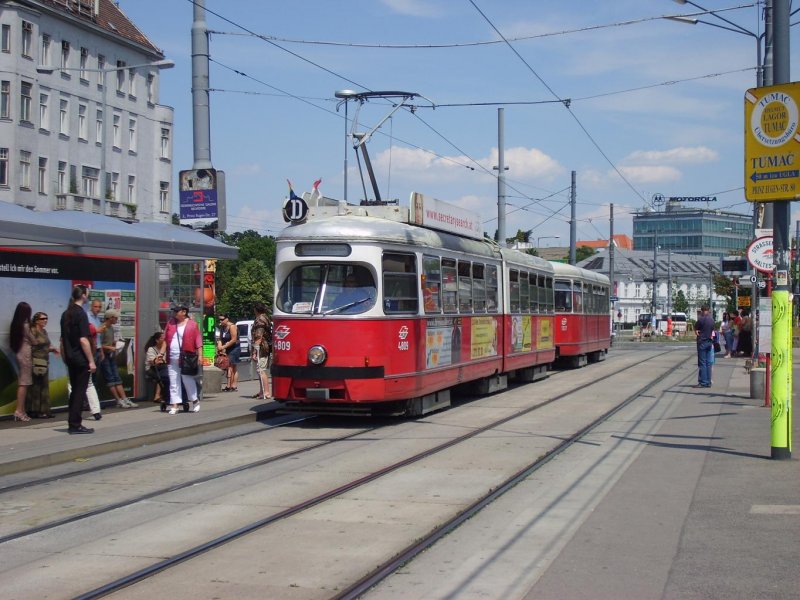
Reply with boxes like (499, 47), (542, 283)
(251, 301), (272, 400)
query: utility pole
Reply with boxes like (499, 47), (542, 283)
(609, 204), (616, 336)
(569, 171), (576, 264)
(769, 0), (791, 460)
(496, 108), (507, 246)
(191, 0), (212, 169)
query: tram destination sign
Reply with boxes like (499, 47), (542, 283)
(744, 82), (800, 202)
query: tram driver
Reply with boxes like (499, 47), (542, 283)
(330, 273), (376, 314)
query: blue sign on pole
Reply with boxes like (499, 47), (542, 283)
(179, 168), (218, 219)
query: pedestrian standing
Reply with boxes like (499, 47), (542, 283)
(216, 313), (240, 392)
(60, 285), (96, 434)
(9, 302), (35, 422)
(28, 312), (59, 418)
(250, 302), (272, 400)
(694, 305), (714, 388)
(164, 304), (203, 414)
(720, 312), (734, 358)
(99, 309), (136, 408)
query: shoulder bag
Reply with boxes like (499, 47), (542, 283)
(177, 327), (199, 376)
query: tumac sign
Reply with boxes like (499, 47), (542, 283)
(744, 82), (800, 202)
(747, 236), (774, 273)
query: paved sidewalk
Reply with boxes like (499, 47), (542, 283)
(0, 376), (279, 476)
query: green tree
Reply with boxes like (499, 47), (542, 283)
(673, 289), (689, 313)
(217, 258), (274, 321)
(573, 245), (596, 263)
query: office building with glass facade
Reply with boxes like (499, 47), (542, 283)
(633, 202), (752, 258)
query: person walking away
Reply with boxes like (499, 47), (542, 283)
(738, 309), (753, 357)
(164, 304), (203, 414)
(28, 312), (59, 418)
(216, 314), (240, 392)
(251, 302), (272, 400)
(9, 302), (35, 422)
(694, 305), (714, 388)
(99, 310), (136, 408)
(60, 285), (96, 434)
(720, 312), (734, 358)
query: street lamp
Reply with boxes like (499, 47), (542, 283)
(537, 235), (560, 247)
(36, 59), (174, 215)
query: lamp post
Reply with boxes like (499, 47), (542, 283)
(537, 235), (560, 247)
(37, 59), (174, 215)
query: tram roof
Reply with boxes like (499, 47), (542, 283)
(552, 261), (611, 285)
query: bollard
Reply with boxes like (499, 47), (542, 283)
(749, 367), (766, 400)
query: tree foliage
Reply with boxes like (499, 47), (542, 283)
(672, 289), (689, 313)
(214, 230), (276, 321)
(574, 245), (596, 263)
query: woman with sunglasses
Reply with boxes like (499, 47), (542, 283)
(216, 314), (240, 392)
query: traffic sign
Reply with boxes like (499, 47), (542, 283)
(744, 83), (800, 202)
(610, 295), (619, 302)
(747, 236), (774, 273)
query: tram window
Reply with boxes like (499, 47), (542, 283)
(509, 270), (520, 313)
(422, 255), (441, 313)
(326, 265), (377, 315)
(519, 272), (530, 313)
(573, 282), (583, 313)
(555, 280), (572, 312)
(277, 265), (323, 314)
(486, 265), (498, 312)
(545, 277), (554, 313)
(473, 263), (486, 312)
(531, 274), (540, 313)
(383, 252), (418, 314)
(442, 258), (458, 313)
(458, 260), (472, 313)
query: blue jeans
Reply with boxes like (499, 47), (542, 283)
(100, 352), (122, 386)
(697, 339), (712, 386)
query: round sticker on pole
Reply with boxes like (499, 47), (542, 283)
(746, 236), (774, 273)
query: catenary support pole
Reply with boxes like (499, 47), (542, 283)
(496, 108), (506, 246)
(569, 171), (576, 265)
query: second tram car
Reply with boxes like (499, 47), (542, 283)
(270, 192), (609, 416)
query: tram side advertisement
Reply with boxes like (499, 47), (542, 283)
(0, 249), (137, 416)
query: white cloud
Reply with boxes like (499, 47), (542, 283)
(618, 165), (682, 184)
(623, 146), (719, 165)
(480, 147), (566, 181)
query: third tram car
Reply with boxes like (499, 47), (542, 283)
(270, 191), (610, 416)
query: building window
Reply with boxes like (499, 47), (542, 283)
(112, 114), (120, 147)
(57, 161), (66, 193)
(1, 81), (9, 119)
(95, 109), (102, 144)
(20, 151), (31, 190)
(61, 40), (70, 69)
(38, 157), (47, 194)
(39, 93), (48, 129)
(159, 181), (169, 212)
(79, 47), (88, 80)
(41, 34), (51, 66)
(1, 24), (10, 53)
(160, 128), (170, 159)
(116, 60), (126, 92)
(21, 21), (32, 58)
(97, 54), (105, 87)
(128, 118), (137, 152)
(128, 68), (136, 96)
(127, 175), (136, 204)
(78, 104), (87, 139)
(0, 148), (8, 186)
(81, 166), (99, 197)
(20, 81), (32, 122)
(59, 99), (69, 135)
(146, 74), (154, 103)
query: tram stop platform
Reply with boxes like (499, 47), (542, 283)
(0, 350), (798, 598)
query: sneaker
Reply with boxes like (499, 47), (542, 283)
(191, 401), (200, 413)
(124, 399), (138, 408)
(116, 399), (129, 408)
(168, 406), (178, 415)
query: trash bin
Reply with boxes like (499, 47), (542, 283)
(750, 367), (766, 400)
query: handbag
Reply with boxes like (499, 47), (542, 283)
(180, 351), (199, 376)
(214, 351), (230, 371)
(176, 327), (199, 376)
(32, 356), (48, 376)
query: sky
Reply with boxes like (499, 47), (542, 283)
(116, 0), (799, 244)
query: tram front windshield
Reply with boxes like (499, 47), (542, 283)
(278, 264), (377, 315)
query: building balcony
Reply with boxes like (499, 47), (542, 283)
(54, 194), (138, 221)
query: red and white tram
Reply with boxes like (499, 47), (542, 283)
(270, 193), (609, 416)
(553, 262), (611, 367)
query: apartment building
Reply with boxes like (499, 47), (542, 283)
(0, 0), (174, 221)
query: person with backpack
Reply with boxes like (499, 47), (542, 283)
(250, 301), (272, 400)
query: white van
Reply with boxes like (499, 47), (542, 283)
(236, 320), (253, 361)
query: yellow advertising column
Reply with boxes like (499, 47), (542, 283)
(744, 83), (798, 459)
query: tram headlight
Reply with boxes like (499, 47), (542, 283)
(308, 345), (327, 365)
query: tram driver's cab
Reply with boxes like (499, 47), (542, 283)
(277, 264), (377, 315)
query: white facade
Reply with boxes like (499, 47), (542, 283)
(0, 0), (174, 222)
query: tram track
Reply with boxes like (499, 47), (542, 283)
(59, 349), (684, 600)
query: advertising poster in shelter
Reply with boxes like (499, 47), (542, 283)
(0, 249), (137, 415)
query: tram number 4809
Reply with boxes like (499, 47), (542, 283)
(274, 340), (291, 351)
(398, 340), (410, 351)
